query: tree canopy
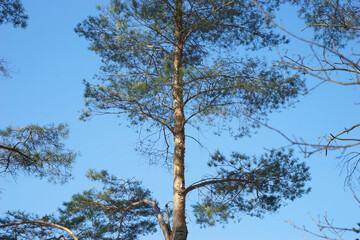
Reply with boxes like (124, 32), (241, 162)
(76, 0), (305, 163)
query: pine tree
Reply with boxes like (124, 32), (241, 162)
(74, 1), (309, 239)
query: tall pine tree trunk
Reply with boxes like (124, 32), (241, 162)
(172, 1), (187, 239)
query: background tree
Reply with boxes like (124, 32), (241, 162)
(251, 0), (360, 184)
(291, 1), (359, 182)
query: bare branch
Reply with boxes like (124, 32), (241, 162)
(326, 124), (360, 155)
(288, 184), (360, 240)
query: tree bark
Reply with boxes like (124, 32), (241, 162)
(172, 1), (187, 240)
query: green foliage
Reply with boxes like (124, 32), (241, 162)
(0, 124), (77, 183)
(193, 149), (310, 227)
(0, 0), (28, 28)
(55, 170), (157, 240)
(296, 0), (360, 47)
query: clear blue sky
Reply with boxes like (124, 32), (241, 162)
(0, 1), (358, 239)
